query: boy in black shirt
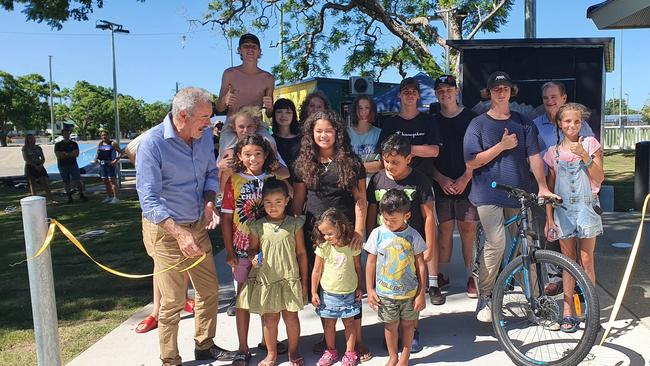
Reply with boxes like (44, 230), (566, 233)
(431, 75), (479, 298)
(378, 77), (441, 181)
(54, 128), (88, 203)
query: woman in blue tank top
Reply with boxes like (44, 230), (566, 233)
(95, 130), (123, 203)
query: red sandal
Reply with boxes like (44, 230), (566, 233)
(185, 299), (195, 314)
(135, 315), (158, 334)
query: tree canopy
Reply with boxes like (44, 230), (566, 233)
(202, 0), (513, 82)
(1, 0), (143, 29)
(0, 70), (52, 146)
(0, 70), (170, 145)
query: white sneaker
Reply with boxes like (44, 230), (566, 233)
(101, 197), (112, 203)
(109, 197), (121, 204)
(476, 295), (492, 323)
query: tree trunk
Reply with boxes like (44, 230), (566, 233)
(0, 130), (7, 147)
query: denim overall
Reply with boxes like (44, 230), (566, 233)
(553, 146), (603, 239)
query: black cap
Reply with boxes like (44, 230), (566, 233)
(399, 77), (420, 92)
(238, 33), (260, 48)
(434, 75), (457, 89)
(487, 71), (514, 89)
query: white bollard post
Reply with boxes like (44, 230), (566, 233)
(20, 196), (61, 366)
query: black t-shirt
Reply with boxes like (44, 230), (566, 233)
(433, 108), (478, 199)
(378, 112), (441, 181)
(54, 140), (79, 166)
(274, 134), (301, 175)
(295, 161), (366, 225)
(367, 169), (434, 235)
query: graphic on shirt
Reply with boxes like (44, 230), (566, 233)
(374, 188), (416, 225)
(222, 174), (268, 257)
(374, 188), (416, 202)
(331, 252), (348, 280)
(376, 234), (418, 299)
(236, 179), (264, 225)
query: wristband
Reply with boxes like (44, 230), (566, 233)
(583, 155), (594, 168)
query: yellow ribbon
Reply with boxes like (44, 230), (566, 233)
(599, 193), (650, 345)
(24, 219), (205, 278)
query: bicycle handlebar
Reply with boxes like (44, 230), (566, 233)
(490, 181), (563, 207)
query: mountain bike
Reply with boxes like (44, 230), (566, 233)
(473, 182), (599, 366)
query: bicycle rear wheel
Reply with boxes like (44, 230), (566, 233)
(491, 250), (599, 366)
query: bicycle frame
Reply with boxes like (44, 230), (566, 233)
(503, 197), (543, 307)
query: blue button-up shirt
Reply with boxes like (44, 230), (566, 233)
(533, 113), (594, 155)
(136, 113), (219, 224)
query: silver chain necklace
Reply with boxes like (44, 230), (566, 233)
(320, 158), (333, 172)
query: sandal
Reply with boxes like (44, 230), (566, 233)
(316, 349), (339, 366)
(184, 298), (195, 314)
(231, 351), (251, 366)
(356, 347), (373, 363)
(289, 356), (305, 366)
(342, 351), (359, 366)
(560, 316), (580, 333)
(257, 360), (275, 366)
(135, 315), (157, 334)
(257, 341), (288, 355)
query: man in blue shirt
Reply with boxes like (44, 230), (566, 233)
(136, 87), (235, 366)
(534, 81), (594, 155)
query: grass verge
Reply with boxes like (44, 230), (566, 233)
(0, 183), (223, 365)
(603, 150), (634, 211)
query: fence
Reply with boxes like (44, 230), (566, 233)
(602, 126), (650, 150)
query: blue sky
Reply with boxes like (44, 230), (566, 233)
(1, 1), (648, 109)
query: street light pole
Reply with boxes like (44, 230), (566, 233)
(48, 56), (55, 144)
(96, 20), (129, 186)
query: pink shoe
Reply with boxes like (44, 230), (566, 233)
(316, 349), (338, 366)
(341, 351), (358, 366)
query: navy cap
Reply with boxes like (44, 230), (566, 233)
(434, 75), (457, 89)
(238, 33), (260, 48)
(487, 71), (514, 89)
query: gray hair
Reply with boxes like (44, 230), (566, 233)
(172, 87), (213, 119)
(541, 81), (566, 96)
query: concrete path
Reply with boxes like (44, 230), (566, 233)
(67, 212), (650, 366)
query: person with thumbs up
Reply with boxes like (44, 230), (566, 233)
(463, 71), (558, 323)
(216, 33), (278, 158)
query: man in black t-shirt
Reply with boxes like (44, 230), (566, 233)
(378, 77), (441, 181)
(54, 128), (88, 203)
(430, 75), (478, 298)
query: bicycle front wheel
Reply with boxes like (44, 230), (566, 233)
(491, 250), (599, 366)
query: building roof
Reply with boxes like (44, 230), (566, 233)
(447, 38), (615, 72)
(588, 0), (650, 29)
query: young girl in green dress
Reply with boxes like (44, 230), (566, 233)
(239, 177), (309, 366)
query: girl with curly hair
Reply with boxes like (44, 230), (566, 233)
(311, 208), (363, 366)
(218, 106), (289, 192)
(221, 135), (287, 362)
(291, 110), (372, 361)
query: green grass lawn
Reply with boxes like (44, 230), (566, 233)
(603, 151), (635, 211)
(0, 183), (224, 365)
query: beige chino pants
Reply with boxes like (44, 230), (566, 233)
(142, 218), (219, 366)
